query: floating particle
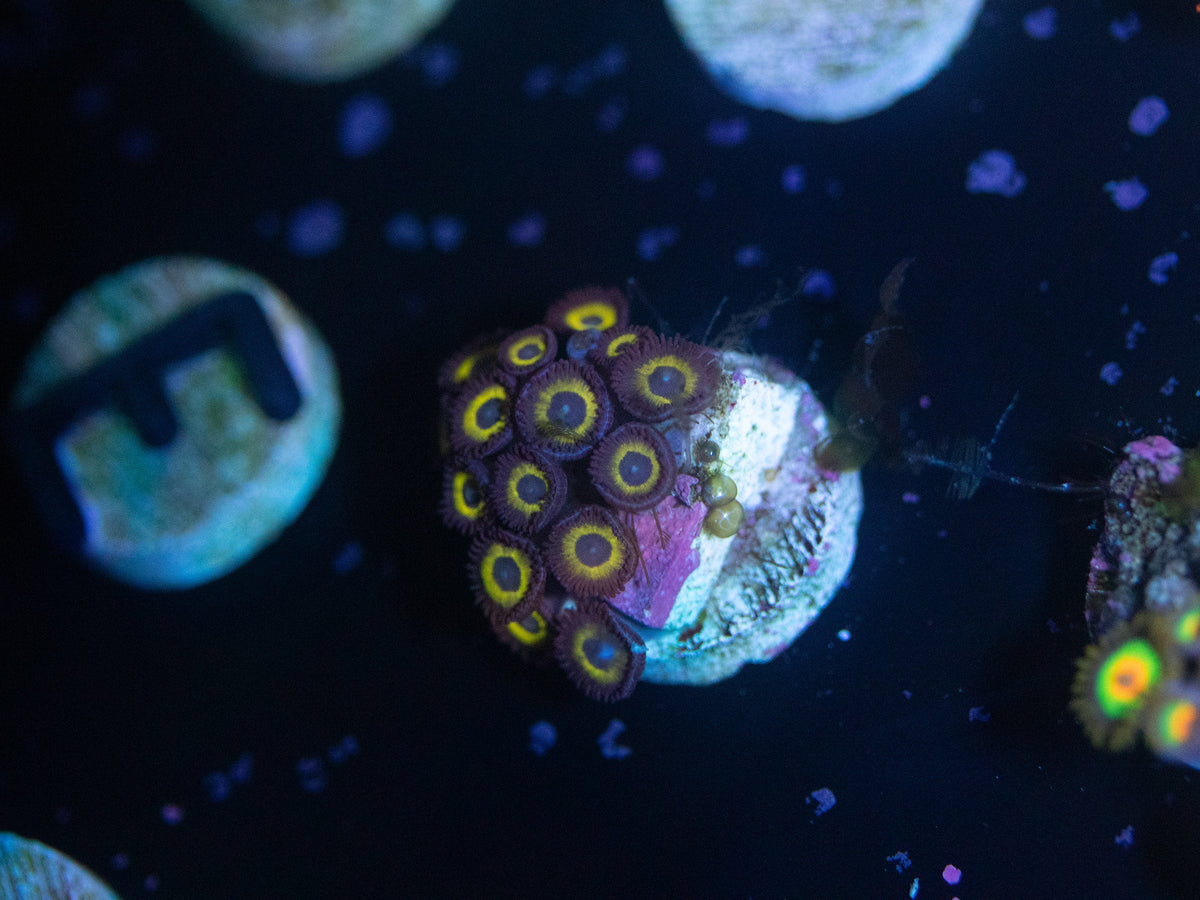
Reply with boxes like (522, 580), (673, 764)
(507, 211), (547, 248)
(801, 269), (835, 299)
(627, 145), (664, 181)
(332, 540), (364, 574)
(837, 629), (852, 641)
(909, 876), (920, 898)
(593, 43), (628, 79)
(296, 757), (327, 793)
(328, 735), (360, 764)
(1161, 377), (1178, 397)
(523, 64), (557, 99)
(1114, 825), (1134, 848)
(72, 82), (111, 121)
(808, 787), (837, 816)
(417, 43), (459, 86)
(1103, 177), (1148, 211)
(1124, 321), (1145, 350)
(636, 225), (680, 262)
(384, 212), (426, 251)
(118, 125), (157, 164)
(706, 116), (749, 146)
(288, 199), (345, 257)
(1099, 362), (1123, 386)
(1147, 251), (1178, 285)
(596, 97), (626, 132)
(887, 851), (913, 873)
(203, 771), (232, 802)
(111, 853), (129, 871)
(965, 149), (1026, 197)
(1128, 96), (1168, 136)
(734, 244), (763, 267)
(1109, 13), (1140, 42)
(1023, 7), (1057, 40)
(968, 706), (990, 722)
(943, 864), (962, 885)
(227, 752), (253, 784)
(781, 164), (806, 194)
(901, 492), (919, 504)
(144, 874), (159, 891)
(528, 720), (557, 756)
(338, 93), (392, 158)
(160, 803), (184, 825)
(598, 719), (632, 759)
(428, 215), (465, 252)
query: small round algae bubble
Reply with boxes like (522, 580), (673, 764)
(664, 0), (986, 122)
(702, 473), (737, 507)
(704, 498), (745, 538)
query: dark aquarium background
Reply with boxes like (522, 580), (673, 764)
(2, 1), (1200, 897)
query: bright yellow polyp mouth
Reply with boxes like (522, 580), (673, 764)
(452, 471), (483, 519)
(1161, 699), (1199, 747)
(452, 348), (492, 385)
(532, 378), (598, 440)
(606, 332), (639, 358)
(572, 622), (625, 684)
(480, 544), (531, 608)
(506, 462), (549, 515)
(609, 441), (661, 496)
(564, 302), (620, 332)
(635, 354), (696, 406)
(1095, 638), (1161, 718)
(561, 523), (624, 582)
(507, 610), (549, 647)
(507, 335), (547, 367)
(1176, 608), (1200, 644)
(462, 385), (508, 443)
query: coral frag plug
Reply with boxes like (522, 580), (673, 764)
(437, 287), (862, 700)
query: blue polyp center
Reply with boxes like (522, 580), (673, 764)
(618, 450), (653, 487)
(460, 478), (481, 507)
(575, 533), (612, 568)
(517, 342), (541, 360)
(516, 473), (547, 505)
(584, 636), (617, 669)
(548, 390), (586, 429)
(476, 397), (502, 429)
(566, 328), (601, 359)
(648, 364), (685, 399)
(491, 556), (522, 593)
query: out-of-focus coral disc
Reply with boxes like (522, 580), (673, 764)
(0, 833), (120, 900)
(185, 0), (458, 82)
(663, 0), (986, 122)
(8, 256), (341, 590)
